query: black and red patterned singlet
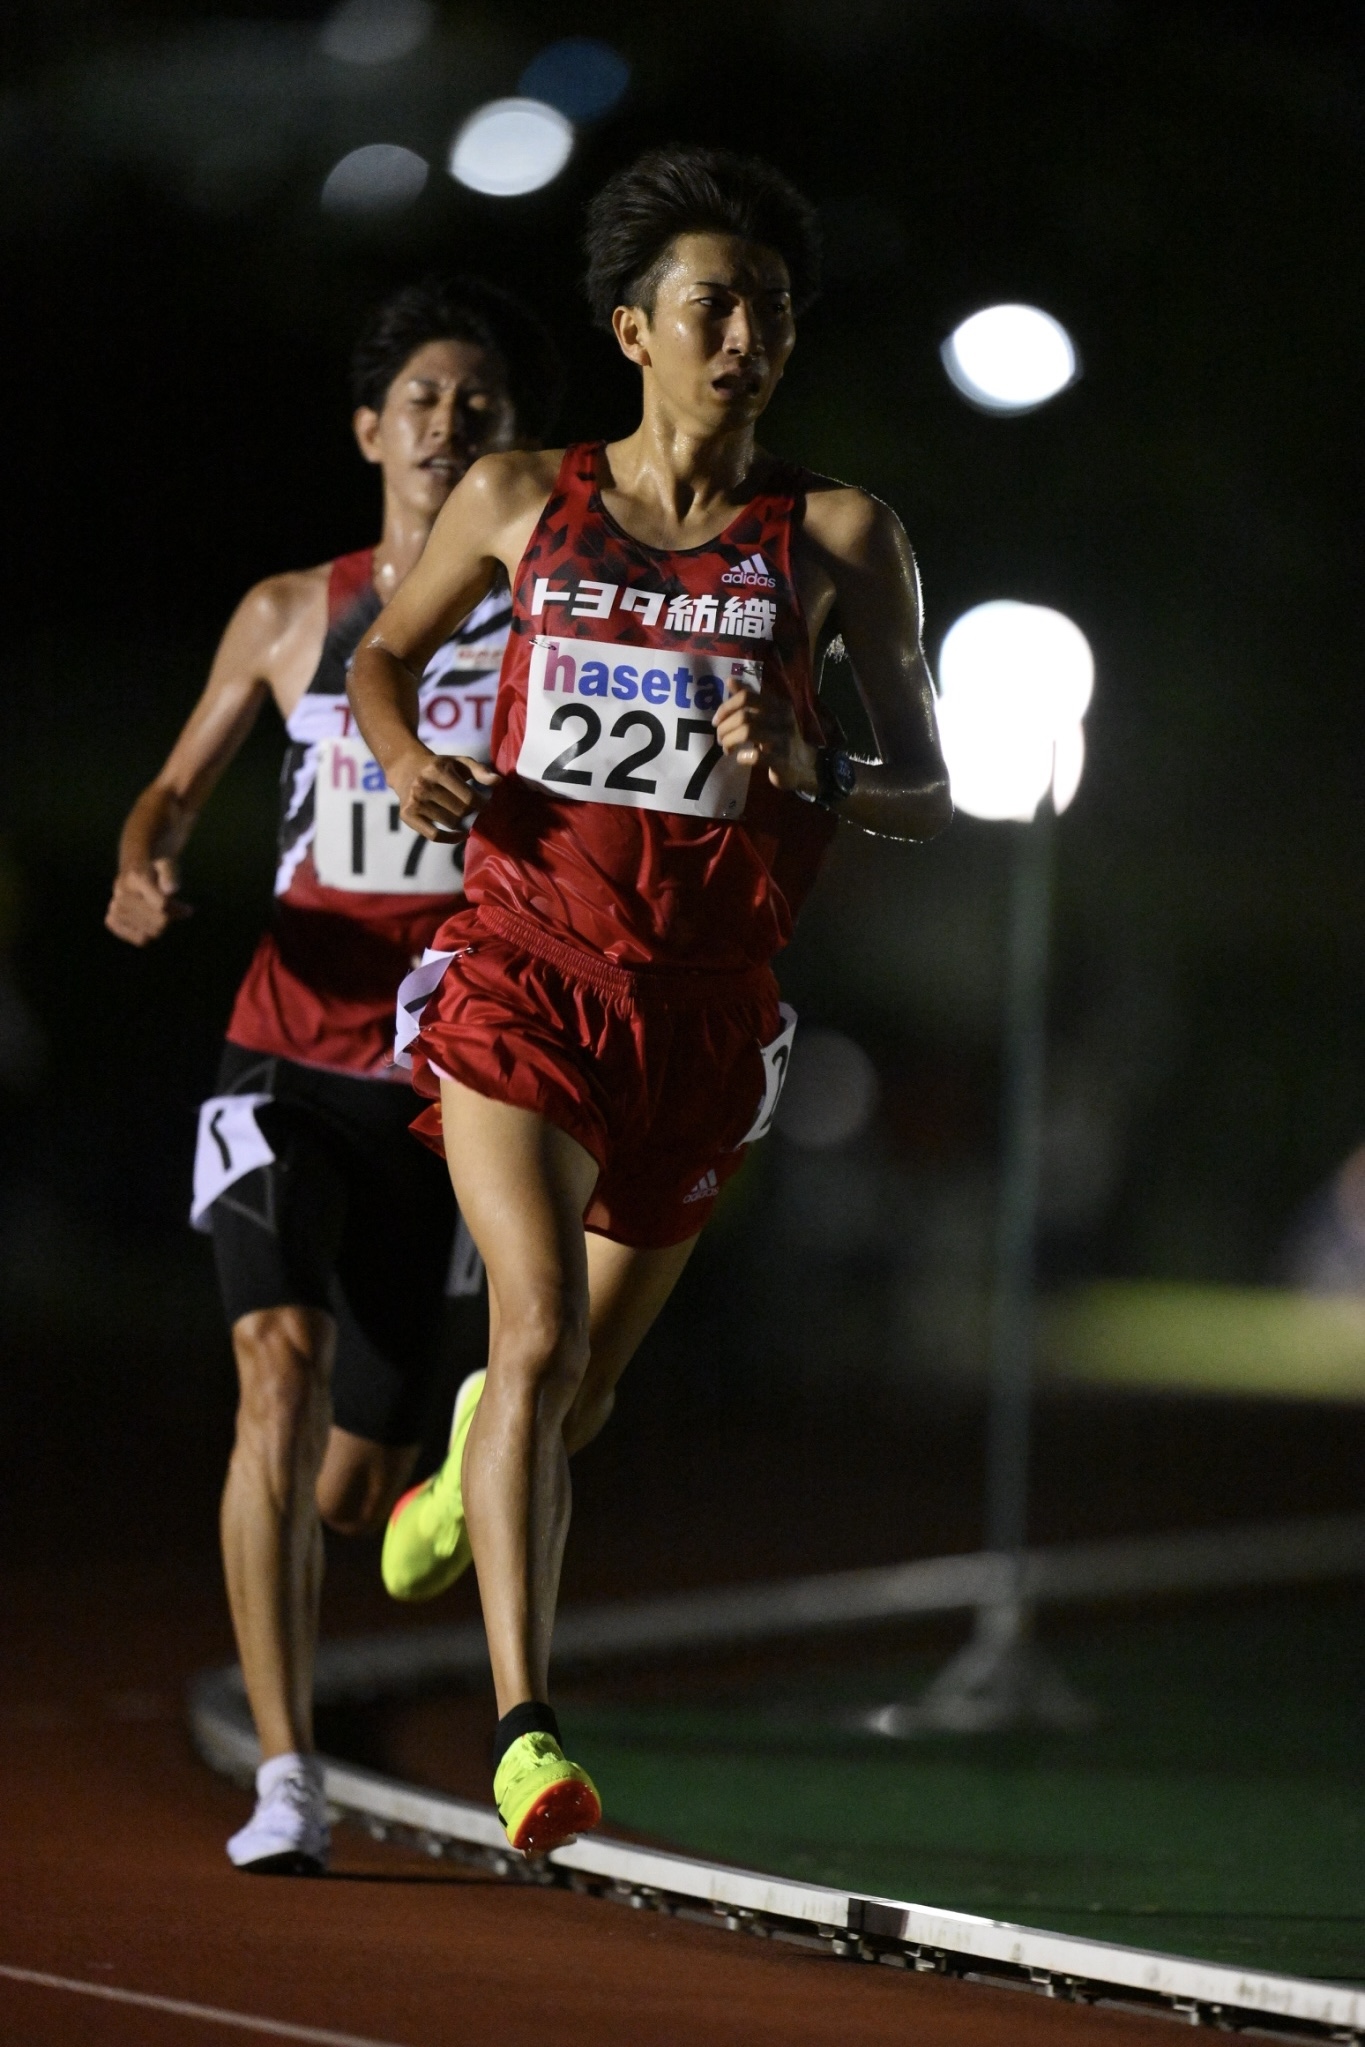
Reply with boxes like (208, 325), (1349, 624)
(463, 442), (836, 972)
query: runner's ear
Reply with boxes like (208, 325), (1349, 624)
(611, 304), (651, 369)
(353, 406), (383, 464)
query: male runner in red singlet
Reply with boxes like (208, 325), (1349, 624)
(349, 149), (952, 1855)
(106, 278), (561, 1873)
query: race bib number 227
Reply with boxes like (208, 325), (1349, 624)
(517, 636), (756, 820)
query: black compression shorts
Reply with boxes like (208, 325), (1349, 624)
(205, 1043), (471, 1445)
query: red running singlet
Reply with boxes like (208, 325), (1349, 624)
(227, 548), (509, 1076)
(461, 442), (837, 972)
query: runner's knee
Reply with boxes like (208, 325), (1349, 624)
(490, 1283), (590, 1409)
(316, 1433), (416, 1536)
(318, 1493), (386, 1538)
(231, 1308), (331, 1455)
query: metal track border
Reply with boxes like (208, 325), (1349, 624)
(188, 1513), (1365, 2041)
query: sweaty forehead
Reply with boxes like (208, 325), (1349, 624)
(657, 232), (792, 297)
(392, 337), (504, 392)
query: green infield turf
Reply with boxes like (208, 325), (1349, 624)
(567, 1585), (1365, 1983)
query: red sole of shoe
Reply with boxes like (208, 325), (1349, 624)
(510, 1779), (602, 1856)
(386, 1481), (426, 1531)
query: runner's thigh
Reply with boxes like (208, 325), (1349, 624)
(437, 1079), (599, 1316)
(209, 1048), (347, 1323)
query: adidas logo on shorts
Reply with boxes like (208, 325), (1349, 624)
(720, 552), (777, 590)
(682, 1168), (720, 1204)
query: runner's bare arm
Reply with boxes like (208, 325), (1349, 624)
(105, 570), (328, 946)
(714, 487), (952, 841)
(348, 451), (557, 841)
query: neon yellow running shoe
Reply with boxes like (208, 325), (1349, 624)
(381, 1369), (485, 1601)
(493, 1733), (601, 1856)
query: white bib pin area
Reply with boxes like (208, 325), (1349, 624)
(313, 738), (470, 894)
(393, 947), (458, 1070)
(738, 1004), (798, 1146)
(191, 1093), (275, 1230)
(517, 636), (756, 820)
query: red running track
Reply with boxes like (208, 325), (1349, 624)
(0, 1553), (1189, 2047)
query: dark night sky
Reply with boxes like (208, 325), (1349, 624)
(2, 0), (1364, 1299)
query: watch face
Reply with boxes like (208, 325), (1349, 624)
(832, 749), (857, 798)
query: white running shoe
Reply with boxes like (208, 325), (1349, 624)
(226, 1752), (330, 1874)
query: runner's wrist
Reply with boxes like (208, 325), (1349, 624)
(118, 789), (180, 871)
(386, 737), (436, 789)
(793, 738), (822, 799)
(794, 744), (857, 808)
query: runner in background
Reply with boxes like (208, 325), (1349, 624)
(349, 148), (951, 1856)
(105, 277), (561, 1874)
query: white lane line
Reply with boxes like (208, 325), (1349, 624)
(0, 1964), (410, 2047)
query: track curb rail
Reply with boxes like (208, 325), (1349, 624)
(189, 1515), (1365, 2042)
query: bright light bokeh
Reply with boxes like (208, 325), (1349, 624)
(321, 143), (428, 215)
(319, 0), (434, 65)
(936, 600), (1093, 821)
(775, 1029), (880, 1151)
(448, 99), (573, 197)
(941, 303), (1077, 414)
(518, 38), (630, 120)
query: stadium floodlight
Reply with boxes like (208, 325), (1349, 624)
(448, 99), (573, 198)
(936, 599), (1093, 822)
(321, 144), (428, 216)
(942, 304), (1077, 414)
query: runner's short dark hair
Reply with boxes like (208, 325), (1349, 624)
(349, 276), (564, 441)
(583, 146), (821, 330)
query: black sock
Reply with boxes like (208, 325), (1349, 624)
(493, 1700), (561, 1772)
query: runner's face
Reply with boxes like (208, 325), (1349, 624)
(623, 233), (795, 428)
(354, 338), (518, 517)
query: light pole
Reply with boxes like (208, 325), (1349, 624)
(866, 595), (1095, 1736)
(860, 303), (1089, 1736)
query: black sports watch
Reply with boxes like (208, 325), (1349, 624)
(814, 744), (858, 809)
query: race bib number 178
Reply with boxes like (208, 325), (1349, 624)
(517, 636), (756, 820)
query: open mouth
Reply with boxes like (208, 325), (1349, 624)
(711, 370), (762, 399)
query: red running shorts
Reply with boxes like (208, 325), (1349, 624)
(408, 905), (784, 1249)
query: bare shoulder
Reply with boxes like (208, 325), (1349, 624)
(422, 450), (562, 587)
(229, 563), (330, 652)
(211, 564), (331, 713)
(800, 478), (908, 561)
(459, 448), (562, 520)
(793, 477), (922, 648)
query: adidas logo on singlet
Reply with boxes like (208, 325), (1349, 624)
(682, 1167), (721, 1204)
(721, 552), (777, 589)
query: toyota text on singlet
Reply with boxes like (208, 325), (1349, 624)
(227, 547), (508, 1074)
